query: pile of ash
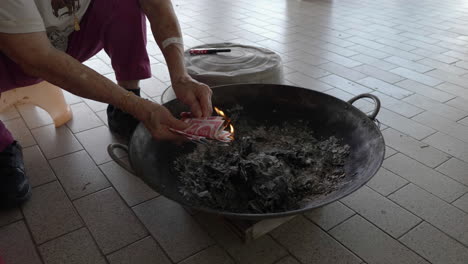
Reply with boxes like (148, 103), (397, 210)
(173, 117), (351, 214)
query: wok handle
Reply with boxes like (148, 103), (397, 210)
(107, 143), (135, 174)
(348, 93), (381, 121)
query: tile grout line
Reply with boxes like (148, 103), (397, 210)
(89, 184), (175, 264)
(328, 211), (431, 264)
(17, 215), (47, 264)
(47, 177), (111, 264)
(189, 214), (250, 264)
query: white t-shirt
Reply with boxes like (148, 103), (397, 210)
(0, 0), (91, 51)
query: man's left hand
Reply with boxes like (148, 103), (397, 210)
(172, 74), (213, 118)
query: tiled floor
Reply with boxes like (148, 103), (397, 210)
(1, 0), (468, 263)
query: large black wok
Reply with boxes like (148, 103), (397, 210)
(109, 84), (385, 220)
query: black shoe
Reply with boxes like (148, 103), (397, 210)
(107, 89), (141, 140)
(0, 141), (31, 209)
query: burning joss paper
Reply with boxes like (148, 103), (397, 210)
(170, 107), (234, 142)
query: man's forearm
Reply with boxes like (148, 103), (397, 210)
(141, 0), (187, 81)
(0, 32), (149, 121)
(30, 50), (147, 119)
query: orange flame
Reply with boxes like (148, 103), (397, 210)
(214, 107), (225, 117)
(214, 107), (235, 140)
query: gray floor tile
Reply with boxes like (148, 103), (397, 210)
(107, 237), (171, 264)
(39, 228), (106, 264)
(426, 69), (468, 89)
(83, 98), (108, 112)
(319, 74), (373, 95)
(353, 64), (405, 83)
(4, 118), (36, 147)
(385, 145), (398, 159)
(357, 77), (413, 99)
(389, 184), (468, 247)
(459, 116), (468, 126)
(414, 111), (468, 144)
(404, 40), (448, 53)
(74, 188), (147, 254)
(436, 158), (468, 186)
(404, 94), (467, 122)
(372, 91), (423, 118)
(16, 104), (54, 129)
(271, 216), (361, 264)
(378, 109), (436, 140)
(350, 54), (398, 70)
(62, 90), (83, 105)
(347, 45), (390, 59)
(99, 161), (158, 206)
(151, 64), (171, 82)
(453, 193), (468, 213)
(382, 128), (450, 168)
(341, 186), (421, 238)
(347, 36), (386, 49)
(75, 126), (125, 165)
(436, 83), (468, 101)
(195, 213), (287, 264)
(423, 132), (468, 163)
(285, 50), (330, 65)
(23, 145), (56, 187)
(0, 106), (20, 122)
(284, 61), (331, 79)
(313, 42), (358, 57)
(376, 39), (416, 52)
(275, 256), (301, 264)
(366, 167), (408, 196)
(31, 124), (83, 159)
(384, 153), (468, 202)
(285, 72), (333, 92)
(0, 207), (22, 228)
(133, 197), (213, 262)
(0, 221), (42, 264)
(384, 56), (433, 73)
(22, 181), (83, 244)
(418, 57), (467, 75)
(390, 67), (443, 86)
(304, 201), (355, 230)
(140, 77), (168, 97)
(395, 79), (456, 103)
(83, 59), (113, 75)
(447, 97), (468, 112)
(400, 222), (468, 264)
(95, 110), (108, 126)
(66, 102), (104, 133)
(318, 62), (368, 81)
(381, 47), (424, 61)
(414, 49), (457, 64)
(49, 150), (111, 200)
(311, 49), (362, 68)
(330, 215), (429, 264)
(179, 245), (234, 264)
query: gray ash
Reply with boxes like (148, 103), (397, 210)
(173, 110), (350, 214)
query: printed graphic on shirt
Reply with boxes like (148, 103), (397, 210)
(51, 0), (81, 18)
(45, 0), (85, 51)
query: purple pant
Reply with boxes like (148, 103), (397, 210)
(0, 0), (151, 152)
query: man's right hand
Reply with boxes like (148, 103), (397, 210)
(137, 98), (189, 142)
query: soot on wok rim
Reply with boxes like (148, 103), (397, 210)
(125, 84), (385, 220)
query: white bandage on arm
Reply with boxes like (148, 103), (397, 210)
(162, 37), (184, 49)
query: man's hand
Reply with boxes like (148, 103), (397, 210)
(172, 75), (213, 118)
(137, 98), (189, 141)
(141, 0), (213, 118)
